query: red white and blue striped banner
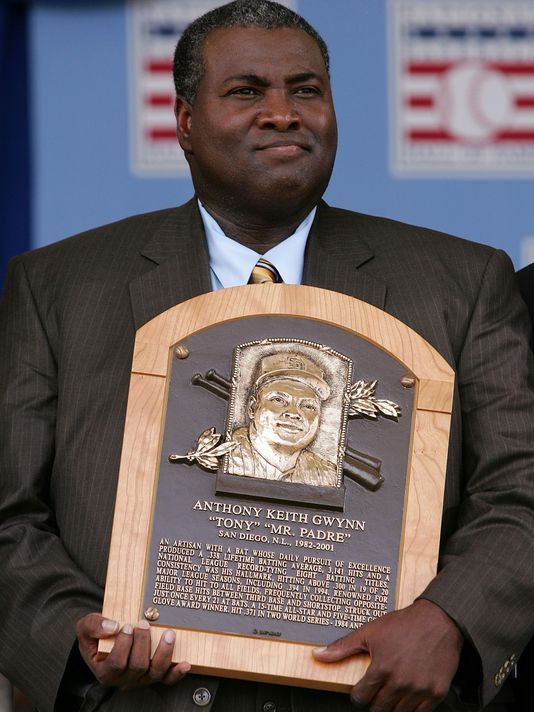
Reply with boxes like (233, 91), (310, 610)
(390, 0), (534, 175)
(128, 0), (222, 176)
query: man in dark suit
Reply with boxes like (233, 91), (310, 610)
(1, 2), (533, 711)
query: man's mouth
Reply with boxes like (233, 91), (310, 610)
(275, 421), (304, 433)
(257, 141), (309, 156)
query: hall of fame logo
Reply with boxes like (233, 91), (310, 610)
(127, 0), (295, 177)
(389, 0), (534, 175)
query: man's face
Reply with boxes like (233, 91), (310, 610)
(252, 379), (321, 452)
(176, 26), (337, 218)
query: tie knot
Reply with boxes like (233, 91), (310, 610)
(248, 258), (281, 284)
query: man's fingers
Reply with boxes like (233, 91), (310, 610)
(313, 602), (461, 710)
(125, 621), (152, 679)
(145, 629), (177, 682)
(388, 693), (438, 712)
(77, 613), (191, 689)
(161, 660), (192, 686)
(77, 613), (120, 669)
(349, 664), (386, 709)
(76, 612), (119, 641)
(150, 630), (191, 686)
(355, 683), (403, 712)
(97, 624), (135, 685)
(350, 659), (448, 712)
(312, 628), (367, 662)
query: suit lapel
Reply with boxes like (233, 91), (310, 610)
(303, 201), (387, 310)
(129, 199), (387, 330)
(129, 199), (212, 329)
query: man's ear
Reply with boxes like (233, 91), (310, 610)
(174, 96), (193, 155)
(248, 395), (257, 421)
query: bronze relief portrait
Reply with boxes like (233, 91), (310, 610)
(224, 340), (353, 488)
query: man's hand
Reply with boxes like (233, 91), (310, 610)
(313, 599), (463, 712)
(76, 613), (190, 689)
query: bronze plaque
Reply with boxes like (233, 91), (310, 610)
(142, 316), (413, 644)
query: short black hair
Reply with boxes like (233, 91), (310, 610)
(173, 0), (330, 104)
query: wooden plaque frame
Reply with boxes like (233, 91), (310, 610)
(101, 284), (454, 691)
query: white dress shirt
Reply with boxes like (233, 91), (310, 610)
(198, 201), (316, 289)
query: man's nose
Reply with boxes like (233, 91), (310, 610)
(257, 90), (300, 131)
(282, 406), (302, 420)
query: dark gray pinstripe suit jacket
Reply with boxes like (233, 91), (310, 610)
(1, 199), (533, 712)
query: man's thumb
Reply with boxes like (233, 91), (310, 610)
(312, 628), (367, 663)
(77, 612), (119, 640)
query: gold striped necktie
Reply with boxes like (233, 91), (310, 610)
(248, 257), (281, 284)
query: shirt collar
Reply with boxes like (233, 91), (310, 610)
(198, 200), (316, 290)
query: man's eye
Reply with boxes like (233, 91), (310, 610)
(302, 402), (318, 411)
(269, 396), (286, 405)
(229, 87), (259, 96)
(295, 86), (320, 95)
